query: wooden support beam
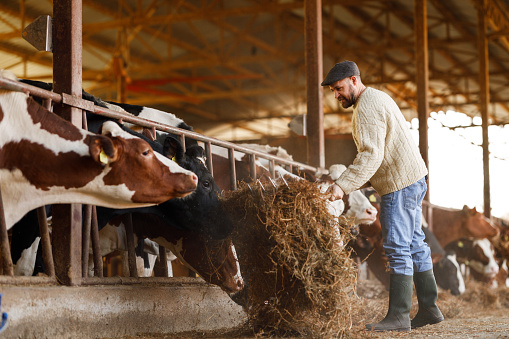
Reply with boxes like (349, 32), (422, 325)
(477, 0), (492, 218)
(0, 188), (13, 276)
(305, 0), (325, 168)
(414, 0), (430, 202)
(51, 0), (83, 286)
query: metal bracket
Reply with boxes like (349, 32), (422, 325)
(22, 15), (53, 52)
(62, 93), (96, 112)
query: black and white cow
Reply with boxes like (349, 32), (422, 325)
(10, 130), (233, 272)
(16, 78), (232, 238)
(422, 225), (466, 296)
(9, 93), (234, 282)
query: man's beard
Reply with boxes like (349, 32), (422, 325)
(338, 84), (356, 108)
(339, 92), (356, 108)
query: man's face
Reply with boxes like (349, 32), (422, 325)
(329, 77), (356, 108)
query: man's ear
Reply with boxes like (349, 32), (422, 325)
(89, 135), (118, 166)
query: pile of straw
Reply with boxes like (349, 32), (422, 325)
(222, 178), (360, 337)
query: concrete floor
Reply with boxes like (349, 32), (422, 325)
(0, 278), (246, 339)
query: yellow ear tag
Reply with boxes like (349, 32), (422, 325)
(369, 194), (376, 202)
(172, 156), (177, 162)
(99, 148), (109, 165)
(457, 241), (464, 248)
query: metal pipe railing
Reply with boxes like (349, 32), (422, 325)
(0, 76), (322, 174)
(0, 76), (327, 284)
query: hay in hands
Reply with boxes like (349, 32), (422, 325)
(222, 178), (360, 337)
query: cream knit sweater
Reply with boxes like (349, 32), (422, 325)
(335, 87), (428, 196)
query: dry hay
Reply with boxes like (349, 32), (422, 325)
(222, 178), (360, 337)
(459, 280), (509, 309)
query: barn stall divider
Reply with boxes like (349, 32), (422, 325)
(0, 75), (324, 338)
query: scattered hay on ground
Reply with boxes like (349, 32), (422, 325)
(459, 280), (509, 309)
(222, 178), (360, 338)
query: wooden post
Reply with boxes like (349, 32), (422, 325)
(228, 148), (237, 190)
(477, 0), (491, 219)
(51, 0), (83, 285)
(90, 206), (103, 277)
(81, 205), (92, 278)
(414, 0), (431, 222)
(153, 246), (169, 277)
(305, 0), (325, 169)
(37, 206), (55, 277)
(123, 214), (139, 278)
(0, 188), (13, 276)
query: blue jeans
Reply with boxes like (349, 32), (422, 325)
(379, 177), (432, 275)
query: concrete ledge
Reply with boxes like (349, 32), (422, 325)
(0, 278), (246, 338)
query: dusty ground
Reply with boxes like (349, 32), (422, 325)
(105, 279), (509, 339)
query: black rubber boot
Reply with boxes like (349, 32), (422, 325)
(365, 274), (413, 332)
(411, 269), (444, 329)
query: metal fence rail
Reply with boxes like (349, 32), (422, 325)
(0, 76), (326, 284)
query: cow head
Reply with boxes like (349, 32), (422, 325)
(162, 135), (234, 239)
(468, 239), (499, 277)
(130, 213), (243, 294)
(344, 190), (378, 225)
(446, 237), (499, 288)
(93, 121), (198, 203)
(434, 253), (465, 296)
(462, 206), (499, 239)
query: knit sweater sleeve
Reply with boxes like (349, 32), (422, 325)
(334, 92), (386, 195)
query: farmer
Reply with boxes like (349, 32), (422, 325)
(322, 60), (443, 331)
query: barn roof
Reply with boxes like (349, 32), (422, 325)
(1, 0), (508, 140)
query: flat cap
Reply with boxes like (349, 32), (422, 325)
(321, 60), (360, 86)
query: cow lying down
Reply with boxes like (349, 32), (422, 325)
(0, 70), (198, 229)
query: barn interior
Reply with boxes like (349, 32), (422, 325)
(0, 0), (509, 338)
(2, 0), (509, 138)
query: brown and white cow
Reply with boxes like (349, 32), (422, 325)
(430, 205), (499, 248)
(0, 70), (198, 229)
(445, 238), (500, 288)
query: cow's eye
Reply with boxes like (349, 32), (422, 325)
(202, 180), (210, 189)
(142, 149), (150, 156)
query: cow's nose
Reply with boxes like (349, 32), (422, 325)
(191, 173), (198, 185)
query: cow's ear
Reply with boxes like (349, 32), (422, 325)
(163, 135), (184, 162)
(186, 145), (204, 158)
(240, 154), (250, 163)
(141, 128), (156, 141)
(89, 135), (118, 165)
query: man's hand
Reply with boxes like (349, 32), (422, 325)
(326, 183), (344, 201)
